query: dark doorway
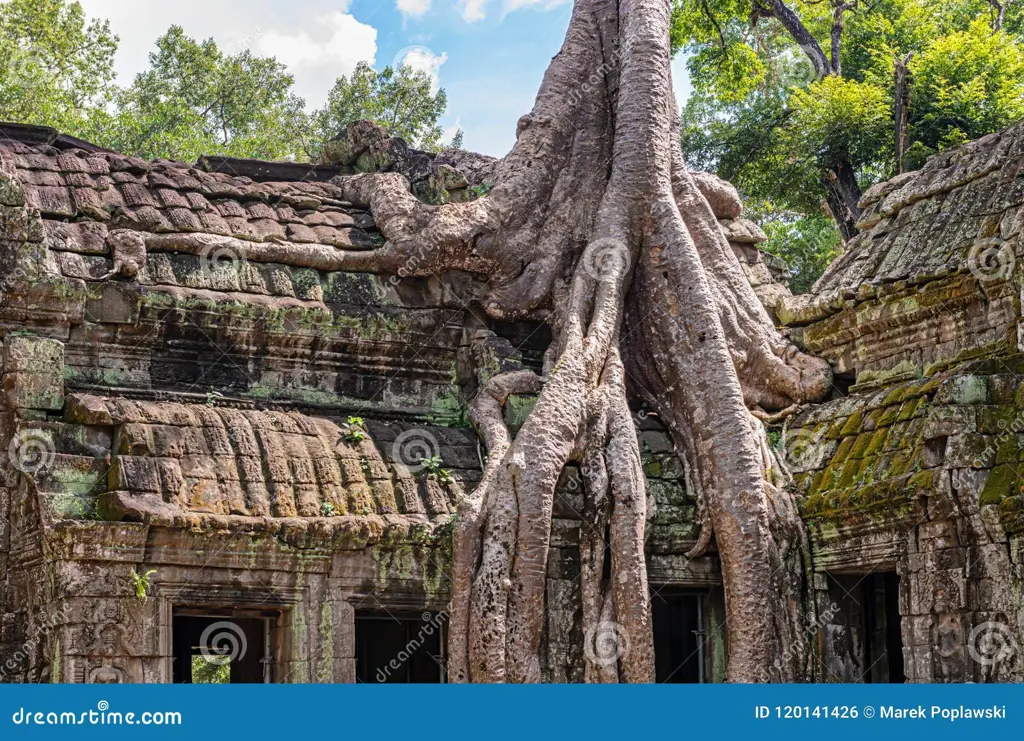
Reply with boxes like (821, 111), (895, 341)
(826, 572), (905, 683)
(172, 611), (275, 684)
(355, 612), (446, 683)
(651, 588), (705, 683)
(864, 572), (906, 683)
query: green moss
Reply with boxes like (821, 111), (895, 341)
(981, 465), (1019, 505)
(853, 360), (923, 391)
(318, 601), (334, 683)
(897, 397), (925, 421)
(833, 436), (856, 461)
(874, 406), (898, 428)
(643, 455), (663, 477)
(823, 419), (847, 440)
(924, 338), (1012, 376)
(978, 407), (1019, 434)
(291, 268), (322, 298)
(864, 429), (889, 457)
(333, 312), (408, 340)
(907, 468), (938, 490)
(839, 411), (864, 437)
(505, 394), (536, 435)
(848, 434), (874, 460)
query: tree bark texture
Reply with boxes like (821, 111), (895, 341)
(322, 0), (832, 682)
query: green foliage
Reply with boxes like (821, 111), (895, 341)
(0, 0), (117, 130)
(320, 501), (336, 517)
(310, 61), (449, 154)
(906, 19), (1024, 163)
(675, 0), (1024, 288)
(420, 455), (455, 485)
(340, 416), (366, 444)
(191, 655), (230, 684)
(0, 1), (456, 164)
(87, 26), (307, 162)
(785, 76), (892, 171)
(758, 213), (842, 293)
(129, 568), (157, 602)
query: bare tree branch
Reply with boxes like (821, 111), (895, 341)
(830, 0), (858, 74)
(755, 0), (831, 79)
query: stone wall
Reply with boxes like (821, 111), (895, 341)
(778, 120), (1024, 683)
(0, 127), (721, 683)
(3, 117), (1024, 684)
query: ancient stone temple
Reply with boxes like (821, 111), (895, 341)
(0, 117), (1022, 684)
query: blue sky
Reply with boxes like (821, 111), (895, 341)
(76, 0), (691, 157)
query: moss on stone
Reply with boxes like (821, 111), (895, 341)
(982, 464), (1019, 504)
(853, 360), (923, 391)
(839, 411), (864, 437)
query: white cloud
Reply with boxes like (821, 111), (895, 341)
(502, 0), (571, 12)
(396, 0), (432, 18)
(256, 11), (378, 104)
(74, 0), (377, 108)
(442, 117), (463, 145)
(458, 0), (489, 22)
(395, 46), (449, 93)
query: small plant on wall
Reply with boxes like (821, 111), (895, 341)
(130, 568), (157, 602)
(340, 416), (366, 444)
(421, 456), (455, 485)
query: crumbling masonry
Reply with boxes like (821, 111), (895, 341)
(1, 118), (1023, 683)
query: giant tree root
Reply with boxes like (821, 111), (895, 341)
(316, 0), (832, 682)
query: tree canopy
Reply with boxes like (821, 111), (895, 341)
(310, 61), (451, 154)
(674, 0), (1024, 287)
(87, 25), (308, 162)
(0, 0), (117, 131)
(0, 0), (454, 163)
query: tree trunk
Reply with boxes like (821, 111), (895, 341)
(325, 0), (831, 682)
(894, 53), (913, 173)
(821, 159), (863, 242)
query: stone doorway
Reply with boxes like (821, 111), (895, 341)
(172, 610), (278, 683)
(825, 572), (906, 683)
(651, 588), (706, 683)
(355, 612), (446, 683)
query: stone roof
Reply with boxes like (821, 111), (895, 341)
(786, 356), (1024, 566)
(0, 134), (380, 255)
(33, 392), (475, 541)
(816, 121), (1024, 293)
(776, 120), (1024, 389)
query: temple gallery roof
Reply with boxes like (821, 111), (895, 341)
(0, 122), (379, 254)
(816, 121), (1024, 293)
